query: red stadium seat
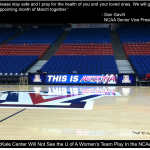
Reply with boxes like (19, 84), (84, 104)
(142, 73), (150, 84)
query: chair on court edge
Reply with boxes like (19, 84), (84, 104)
(142, 73), (150, 85)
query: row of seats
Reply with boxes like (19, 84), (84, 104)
(0, 44), (50, 48)
(62, 42), (111, 44)
(0, 53), (44, 58)
(120, 41), (150, 44)
(8, 29), (63, 45)
(0, 73), (28, 84)
(9, 41), (53, 44)
(0, 55), (38, 73)
(7, 43), (51, 45)
(63, 28), (111, 44)
(123, 43), (150, 47)
(40, 55), (119, 74)
(59, 44), (112, 48)
(60, 44), (112, 46)
(55, 52), (114, 55)
(0, 76), (20, 84)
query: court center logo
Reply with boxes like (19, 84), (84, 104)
(122, 75), (131, 83)
(33, 75), (42, 82)
(0, 90), (122, 110)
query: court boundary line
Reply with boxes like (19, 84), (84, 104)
(0, 108), (26, 123)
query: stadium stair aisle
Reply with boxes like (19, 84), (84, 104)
(26, 60), (47, 73)
(3, 31), (24, 44)
(116, 60), (134, 74)
(41, 31), (70, 60)
(0, 29), (20, 44)
(110, 30), (127, 60)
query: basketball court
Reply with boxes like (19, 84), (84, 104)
(0, 85), (150, 140)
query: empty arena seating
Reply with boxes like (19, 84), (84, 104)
(40, 55), (119, 74)
(0, 44), (50, 59)
(39, 28), (119, 74)
(0, 28), (65, 76)
(8, 28), (63, 45)
(63, 28), (111, 44)
(0, 55), (38, 74)
(0, 28), (20, 44)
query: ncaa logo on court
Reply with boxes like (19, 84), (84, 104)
(33, 75), (42, 82)
(122, 75), (131, 83)
(0, 90), (122, 110)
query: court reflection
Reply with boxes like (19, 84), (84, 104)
(45, 86), (116, 96)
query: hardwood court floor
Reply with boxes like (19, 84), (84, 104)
(0, 85), (150, 140)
